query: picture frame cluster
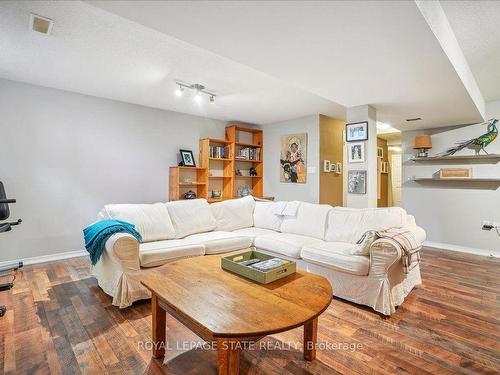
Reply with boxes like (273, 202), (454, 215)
(346, 121), (368, 194)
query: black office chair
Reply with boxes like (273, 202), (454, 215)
(0, 181), (23, 317)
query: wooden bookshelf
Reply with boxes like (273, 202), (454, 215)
(226, 125), (263, 198)
(199, 126), (264, 201)
(169, 166), (208, 201)
(200, 138), (234, 201)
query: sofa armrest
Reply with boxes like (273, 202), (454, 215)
(404, 215), (426, 244)
(368, 238), (402, 277)
(105, 233), (140, 271)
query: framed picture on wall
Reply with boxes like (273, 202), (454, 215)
(381, 161), (389, 174)
(348, 170), (367, 194)
(335, 162), (342, 174)
(179, 149), (196, 167)
(377, 147), (384, 158)
(323, 160), (331, 172)
(346, 121), (368, 142)
(280, 133), (307, 183)
(348, 142), (365, 163)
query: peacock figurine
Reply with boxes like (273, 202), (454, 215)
(439, 118), (498, 156)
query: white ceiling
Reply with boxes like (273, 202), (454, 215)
(88, 0), (484, 130)
(441, 0), (500, 102)
(0, 1), (344, 124)
(0, 1), (489, 129)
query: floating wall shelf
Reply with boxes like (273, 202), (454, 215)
(407, 177), (500, 190)
(407, 154), (500, 164)
(409, 177), (500, 183)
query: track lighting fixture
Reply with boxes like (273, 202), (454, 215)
(174, 81), (216, 104)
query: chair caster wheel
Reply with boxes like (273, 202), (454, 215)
(0, 305), (6, 317)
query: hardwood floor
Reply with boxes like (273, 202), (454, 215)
(0, 247), (499, 374)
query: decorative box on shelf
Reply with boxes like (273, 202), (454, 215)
(221, 249), (296, 284)
(433, 168), (473, 179)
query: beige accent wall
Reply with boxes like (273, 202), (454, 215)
(319, 115), (344, 206)
(377, 137), (389, 207)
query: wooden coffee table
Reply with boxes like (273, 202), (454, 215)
(141, 255), (332, 375)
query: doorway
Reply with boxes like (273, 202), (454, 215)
(376, 124), (401, 207)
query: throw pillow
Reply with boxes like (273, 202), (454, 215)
(351, 230), (378, 256)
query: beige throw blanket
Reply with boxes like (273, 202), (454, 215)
(376, 228), (421, 273)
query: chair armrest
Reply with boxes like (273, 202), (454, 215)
(369, 238), (402, 277)
(105, 233), (140, 271)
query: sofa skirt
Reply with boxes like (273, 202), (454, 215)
(297, 259), (421, 315)
(92, 251), (421, 315)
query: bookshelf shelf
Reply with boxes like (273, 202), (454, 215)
(169, 167), (208, 201)
(235, 141), (261, 148)
(178, 182), (207, 186)
(235, 159), (262, 163)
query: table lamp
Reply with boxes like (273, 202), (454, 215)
(413, 135), (432, 157)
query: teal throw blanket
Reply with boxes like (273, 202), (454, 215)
(83, 219), (142, 266)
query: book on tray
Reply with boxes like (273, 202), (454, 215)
(240, 258), (287, 272)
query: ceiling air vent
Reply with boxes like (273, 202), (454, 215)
(30, 14), (54, 35)
(406, 117), (422, 122)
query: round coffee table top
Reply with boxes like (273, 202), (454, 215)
(141, 254), (333, 339)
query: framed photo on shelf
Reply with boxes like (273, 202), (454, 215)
(346, 121), (368, 142)
(348, 170), (367, 194)
(348, 142), (365, 163)
(179, 149), (196, 167)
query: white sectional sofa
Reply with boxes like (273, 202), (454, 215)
(91, 196), (425, 315)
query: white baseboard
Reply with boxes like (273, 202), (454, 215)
(0, 249), (88, 267)
(423, 241), (498, 258)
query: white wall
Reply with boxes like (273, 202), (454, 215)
(402, 120), (500, 257)
(0, 79), (226, 262)
(486, 100), (500, 119)
(261, 115), (320, 202)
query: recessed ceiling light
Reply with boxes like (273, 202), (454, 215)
(406, 117), (422, 122)
(30, 14), (54, 35)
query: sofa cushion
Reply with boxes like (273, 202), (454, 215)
(325, 207), (407, 243)
(280, 202), (332, 239)
(210, 196), (255, 231)
(165, 199), (217, 238)
(255, 232), (323, 259)
(104, 203), (175, 242)
(185, 231), (252, 255)
(301, 242), (370, 276)
(139, 239), (205, 267)
(231, 227), (278, 245)
(253, 201), (283, 231)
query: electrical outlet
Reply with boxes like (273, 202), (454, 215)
(482, 220), (493, 231)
